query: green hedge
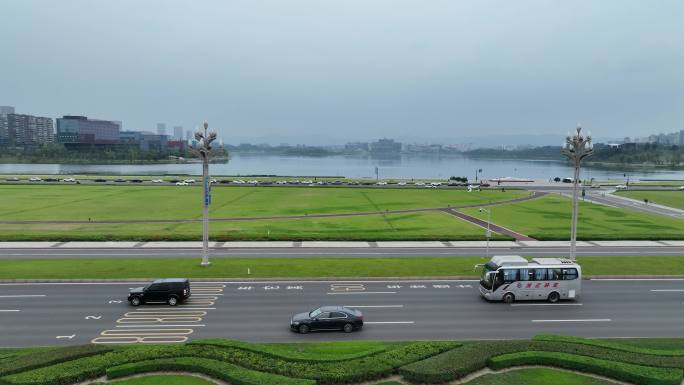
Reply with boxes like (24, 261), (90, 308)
(0, 344), (111, 378)
(190, 339), (389, 362)
(399, 340), (684, 384)
(107, 357), (314, 385)
(534, 335), (684, 357)
(489, 351), (683, 385)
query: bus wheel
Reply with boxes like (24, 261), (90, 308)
(502, 293), (515, 304)
(548, 292), (560, 303)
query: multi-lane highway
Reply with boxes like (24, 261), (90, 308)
(2, 279), (684, 347)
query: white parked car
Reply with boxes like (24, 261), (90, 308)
(183, 179), (196, 184)
(678, 186), (684, 190)
(276, 180), (288, 185)
(397, 182), (407, 186)
(301, 180), (313, 184)
(233, 180), (246, 184)
(430, 182), (442, 187)
(248, 180), (259, 184)
(28, 177), (42, 182)
(62, 178), (76, 182)
(210, 178), (218, 184)
(175, 181), (189, 186)
(151, 179), (164, 183)
(376, 181), (387, 186)
(415, 182), (425, 186)
(615, 185), (628, 190)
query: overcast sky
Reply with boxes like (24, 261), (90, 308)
(1, 0), (683, 144)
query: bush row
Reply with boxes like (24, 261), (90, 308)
(190, 339), (389, 362)
(186, 341), (459, 384)
(398, 339), (684, 384)
(534, 335), (684, 357)
(107, 356), (314, 385)
(0, 344), (112, 377)
(489, 351), (683, 385)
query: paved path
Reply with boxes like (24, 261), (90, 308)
(1, 279), (683, 347)
(2, 243), (684, 260)
(0, 192), (546, 225)
(444, 209), (536, 241)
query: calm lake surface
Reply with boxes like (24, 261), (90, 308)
(1, 154), (683, 180)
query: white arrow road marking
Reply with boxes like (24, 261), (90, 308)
(56, 335), (76, 339)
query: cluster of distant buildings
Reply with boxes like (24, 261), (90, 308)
(618, 130), (684, 147)
(343, 139), (472, 154)
(0, 106), (193, 153)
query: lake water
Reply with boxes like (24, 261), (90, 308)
(1, 154), (683, 180)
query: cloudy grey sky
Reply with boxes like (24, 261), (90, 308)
(1, 0), (683, 144)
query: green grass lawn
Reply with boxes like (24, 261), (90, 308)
(0, 185), (526, 220)
(615, 190), (684, 210)
(101, 375), (216, 385)
(0, 210), (504, 241)
(461, 368), (615, 385)
(461, 193), (684, 240)
(1, 256), (683, 279)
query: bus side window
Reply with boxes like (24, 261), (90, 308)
(549, 268), (562, 280)
(562, 268), (578, 280)
(534, 269), (546, 281)
(519, 268), (529, 281)
(502, 269), (518, 283)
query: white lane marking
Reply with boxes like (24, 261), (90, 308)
(511, 303), (583, 307)
(344, 305), (404, 308)
(56, 335), (76, 339)
(364, 321), (415, 324)
(531, 319), (611, 323)
(116, 324), (206, 328)
(328, 292), (396, 295)
(651, 289), (684, 292)
(136, 307), (217, 310)
(593, 278), (684, 281)
(0, 309), (20, 312)
(0, 294), (46, 298)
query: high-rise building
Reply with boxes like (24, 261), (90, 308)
(370, 138), (402, 153)
(0, 106), (15, 115)
(173, 125), (183, 140)
(56, 115), (121, 145)
(186, 130), (193, 141)
(0, 107), (12, 145)
(156, 123), (166, 136)
(5, 113), (54, 146)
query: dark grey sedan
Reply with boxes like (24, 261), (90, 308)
(290, 306), (363, 334)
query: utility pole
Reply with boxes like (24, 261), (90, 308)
(479, 208), (492, 259)
(561, 126), (593, 261)
(188, 122), (220, 267)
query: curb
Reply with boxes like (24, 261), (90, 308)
(3, 275), (684, 283)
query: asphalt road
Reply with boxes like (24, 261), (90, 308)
(2, 246), (684, 259)
(2, 279), (684, 347)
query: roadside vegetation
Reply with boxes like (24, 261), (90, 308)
(1, 337), (683, 385)
(461, 193), (684, 240)
(614, 191), (684, 210)
(2, 256), (684, 279)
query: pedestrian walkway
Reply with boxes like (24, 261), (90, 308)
(443, 209), (537, 241)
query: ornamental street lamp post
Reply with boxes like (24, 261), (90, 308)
(189, 122), (219, 267)
(561, 126), (593, 261)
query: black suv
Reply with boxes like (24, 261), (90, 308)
(128, 278), (190, 306)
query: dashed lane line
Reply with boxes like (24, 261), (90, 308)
(531, 319), (611, 323)
(511, 303), (583, 307)
(0, 294), (46, 298)
(0, 310), (20, 312)
(344, 305), (404, 308)
(116, 324), (207, 328)
(364, 321), (415, 325)
(651, 289), (684, 292)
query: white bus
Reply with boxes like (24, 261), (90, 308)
(478, 255), (581, 303)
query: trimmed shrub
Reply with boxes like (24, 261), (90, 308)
(107, 357), (314, 385)
(0, 344), (111, 377)
(534, 335), (684, 357)
(190, 339), (389, 362)
(489, 351), (683, 385)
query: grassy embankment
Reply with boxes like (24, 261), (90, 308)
(461, 193), (684, 240)
(3, 337), (684, 385)
(2, 255), (684, 279)
(0, 185), (523, 241)
(615, 190), (684, 210)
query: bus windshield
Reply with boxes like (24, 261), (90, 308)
(480, 265), (495, 289)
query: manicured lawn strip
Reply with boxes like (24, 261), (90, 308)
(488, 351), (682, 385)
(4, 256), (684, 279)
(101, 375), (217, 385)
(0, 347), (57, 361)
(461, 194), (684, 240)
(535, 335), (684, 356)
(190, 339), (393, 362)
(398, 340), (684, 384)
(461, 368), (617, 385)
(615, 191), (684, 210)
(0, 211), (505, 242)
(0, 185), (525, 221)
(0, 344), (111, 377)
(106, 357), (314, 385)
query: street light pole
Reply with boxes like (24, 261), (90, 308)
(479, 208), (492, 259)
(561, 126), (593, 261)
(189, 122), (219, 267)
